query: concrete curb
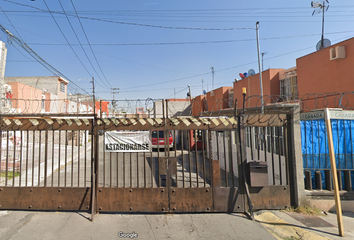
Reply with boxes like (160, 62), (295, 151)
(254, 211), (331, 240)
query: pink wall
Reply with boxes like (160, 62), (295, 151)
(8, 82), (43, 114)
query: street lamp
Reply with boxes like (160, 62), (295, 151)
(256, 22), (264, 114)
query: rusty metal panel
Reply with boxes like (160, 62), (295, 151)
(249, 186), (290, 210)
(213, 188), (244, 212)
(169, 188), (212, 212)
(0, 187), (91, 211)
(97, 188), (168, 212)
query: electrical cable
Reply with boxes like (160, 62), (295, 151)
(70, 0), (112, 89)
(0, 5), (24, 42)
(57, 0), (110, 89)
(24, 29), (354, 46)
(4, 0), (254, 31)
(0, 24), (90, 95)
(42, 0), (96, 82)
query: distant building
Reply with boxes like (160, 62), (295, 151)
(192, 86), (233, 116)
(154, 99), (191, 118)
(5, 76), (69, 114)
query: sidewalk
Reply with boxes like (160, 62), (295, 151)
(0, 211), (275, 240)
(1, 210), (353, 240)
(255, 210), (354, 240)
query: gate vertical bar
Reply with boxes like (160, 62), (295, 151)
(188, 131), (192, 187)
(32, 131), (35, 187)
(202, 130), (206, 187)
(26, 130), (29, 186)
(181, 130), (185, 188)
(195, 130), (199, 187)
(12, 131), (16, 186)
(5, 131), (9, 186)
(71, 130), (74, 187)
(65, 131), (68, 187)
(44, 130), (48, 187)
(58, 131), (61, 187)
(84, 132), (87, 187)
(94, 116), (99, 215)
(19, 131), (23, 187)
(52, 130), (54, 187)
(110, 152), (112, 188)
(123, 152), (126, 187)
(224, 131), (228, 187)
(38, 131), (41, 186)
(78, 131), (80, 187)
(208, 129), (214, 210)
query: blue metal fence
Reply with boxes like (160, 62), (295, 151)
(301, 119), (354, 190)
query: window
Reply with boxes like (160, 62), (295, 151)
(280, 71), (298, 101)
(60, 82), (65, 93)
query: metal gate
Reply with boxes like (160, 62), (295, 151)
(94, 117), (242, 213)
(0, 113), (291, 214)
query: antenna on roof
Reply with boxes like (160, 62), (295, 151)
(311, 0), (330, 50)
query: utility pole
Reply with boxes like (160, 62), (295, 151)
(210, 67), (214, 90)
(187, 85), (191, 101)
(0, 41), (7, 113)
(92, 77), (96, 117)
(261, 52), (267, 72)
(111, 87), (119, 116)
(201, 79), (204, 94)
(256, 22), (264, 114)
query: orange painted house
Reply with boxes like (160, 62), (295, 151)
(233, 69), (284, 109)
(191, 95), (206, 116)
(296, 37), (354, 110)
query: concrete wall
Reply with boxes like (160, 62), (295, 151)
(154, 99), (191, 118)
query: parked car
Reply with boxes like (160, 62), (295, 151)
(151, 130), (173, 150)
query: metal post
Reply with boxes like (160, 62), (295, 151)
(324, 108), (344, 236)
(321, 1), (325, 49)
(188, 85), (192, 115)
(256, 22), (264, 114)
(91, 77), (97, 221)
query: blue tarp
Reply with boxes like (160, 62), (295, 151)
(300, 119), (354, 190)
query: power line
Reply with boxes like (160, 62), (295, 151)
(0, 5), (24, 42)
(56, 0), (110, 90)
(4, 0), (254, 31)
(0, 24), (90, 95)
(70, 0), (112, 89)
(43, 0), (96, 83)
(24, 30), (354, 46)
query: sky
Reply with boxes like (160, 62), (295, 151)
(0, 0), (354, 103)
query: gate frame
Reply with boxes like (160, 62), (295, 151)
(0, 103), (302, 218)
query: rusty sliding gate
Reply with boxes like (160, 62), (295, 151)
(95, 116), (241, 213)
(0, 113), (291, 213)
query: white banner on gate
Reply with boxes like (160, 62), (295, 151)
(105, 131), (151, 152)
